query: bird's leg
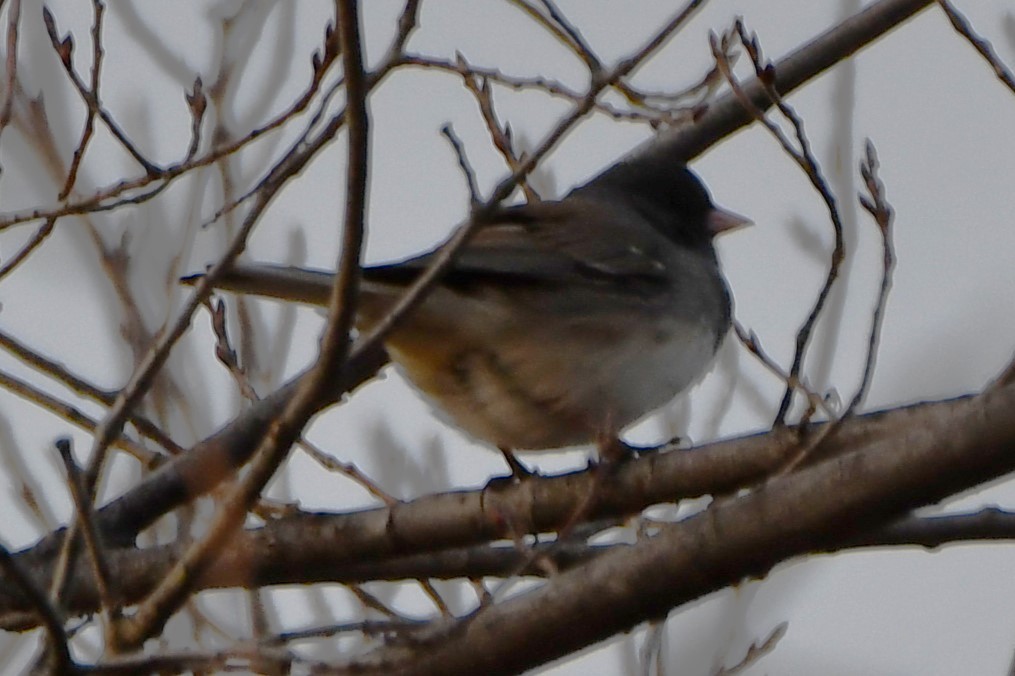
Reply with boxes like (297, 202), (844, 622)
(552, 429), (625, 541)
(498, 446), (535, 480)
(596, 433), (636, 465)
(595, 416), (682, 464)
(595, 413), (634, 465)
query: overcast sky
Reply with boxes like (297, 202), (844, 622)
(1, 1), (1014, 673)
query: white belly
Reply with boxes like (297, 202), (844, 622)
(391, 311), (723, 450)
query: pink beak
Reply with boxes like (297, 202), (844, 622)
(708, 207), (753, 236)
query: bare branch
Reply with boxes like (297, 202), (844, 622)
(110, 0), (374, 649)
(0, 540), (72, 672)
(715, 622), (788, 676)
(0, 0), (21, 145)
(0, 215), (55, 281)
(0, 369), (159, 465)
(937, 0), (1015, 95)
(733, 320), (836, 419)
(440, 122), (482, 205)
(342, 383), (1015, 675)
(297, 437), (398, 506)
(846, 139), (896, 416)
(42, 4), (159, 176)
(457, 61), (539, 201)
(54, 438), (119, 633)
(0, 328), (183, 456)
(712, 23), (847, 427)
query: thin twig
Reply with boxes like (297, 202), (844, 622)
(401, 54), (703, 127)
(110, 0), (374, 649)
(183, 76), (206, 162)
(733, 321), (836, 419)
(0, 215), (56, 281)
(537, 0), (600, 69)
(457, 58), (539, 201)
(349, 584), (402, 620)
(0, 328), (183, 455)
(204, 298), (259, 402)
(297, 438), (398, 506)
(57, 0), (105, 199)
(0, 539), (72, 672)
(440, 123), (482, 205)
(55, 438), (120, 636)
(776, 142), (897, 473)
(376, 0), (422, 68)
(42, 4), (158, 175)
(936, 0), (1015, 95)
(508, 0), (602, 72)
(715, 622), (788, 675)
(712, 24), (847, 426)
(0, 12), (345, 233)
(617, 0), (707, 75)
(0, 369), (159, 465)
(418, 579), (453, 620)
(846, 139), (895, 416)
(0, 0), (21, 141)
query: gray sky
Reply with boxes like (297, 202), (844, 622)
(1, 1), (1014, 673)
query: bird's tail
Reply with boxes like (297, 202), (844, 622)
(181, 264), (408, 328)
(181, 264), (340, 307)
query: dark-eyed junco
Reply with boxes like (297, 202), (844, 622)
(189, 153), (748, 469)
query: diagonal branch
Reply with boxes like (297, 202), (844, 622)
(7, 387), (1015, 631)
(644, 0), (934, 163)
(109, 0), (374, 650)
(936, 0), (1015, 95)
(347, 381), (1015, 675)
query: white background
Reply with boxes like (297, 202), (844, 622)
(1, 1), (1014, 674)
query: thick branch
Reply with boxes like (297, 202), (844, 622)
(350, 381), (1015, 675)
(642, 0), (933, 163)
(5, 388), (1014, 633)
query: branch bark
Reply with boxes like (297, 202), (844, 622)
(349, 381), (1015, 675)
(5, 384), (1015, 646)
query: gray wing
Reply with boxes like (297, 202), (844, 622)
(365, 198), (673, 294)
(190, 198), (679, 308)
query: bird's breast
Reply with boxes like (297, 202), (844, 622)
(382, 301), (725, 450)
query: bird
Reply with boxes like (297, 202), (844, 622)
(188, 153), (748, 474)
